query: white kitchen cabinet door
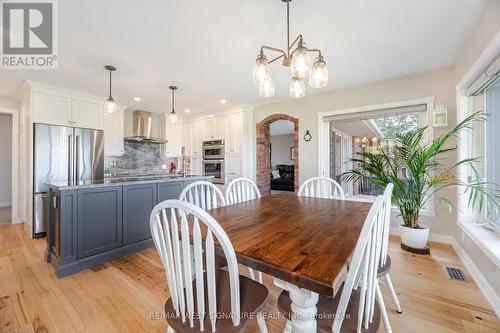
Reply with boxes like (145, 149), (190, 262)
(103, 110), (124, 156)
(164, 121), (183, 156)
(225, 113), (243, 154)
(33, 93), (72, 126)
(225, 154), (242, 175)
(191, 121), (203, 157)
(71, 100), (104, 129)
(183, 122), (192, 155)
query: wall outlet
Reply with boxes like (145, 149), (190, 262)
(161, 164), (167, 170)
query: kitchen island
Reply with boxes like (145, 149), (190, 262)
(46, 175), (212, 277)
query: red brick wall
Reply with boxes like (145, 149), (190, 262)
(256, 114), (299, 196)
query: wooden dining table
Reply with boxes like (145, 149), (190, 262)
(208, 194), (372, 333)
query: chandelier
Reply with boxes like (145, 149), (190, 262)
(253, 0), (329, 99)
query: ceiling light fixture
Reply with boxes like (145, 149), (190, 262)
(185, 109), (191, 113)
(168, 86), (178, 124)
(220, 99), (227, 104)
(104, 65), (117, 113)
(133, 97), (141, 102)
(253, 0), (329, 98)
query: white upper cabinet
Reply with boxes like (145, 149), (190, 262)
(32, 92), (103, 130)
(225, 112), (243, 154)
(103, 110), (124, 156)
(71, 100), (103, 129)
(163, 120), (184, 156)
(33, 93), (72, 126)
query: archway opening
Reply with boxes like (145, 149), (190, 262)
(256, 114), (299, 196)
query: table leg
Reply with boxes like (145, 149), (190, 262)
(274, 279), (319, 333)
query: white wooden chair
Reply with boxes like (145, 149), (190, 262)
(225, 177), (261, 205)
(179, 181), (226, 210)
(277, 195), (386, 333)
(179, 181), (227, 269)
(225, 177), (263, 283)
(375, 183), (402, 333)
(298, 176), (345, 199)
(150, 200), (269, 333)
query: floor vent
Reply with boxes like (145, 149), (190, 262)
(444, 266), (467, 282)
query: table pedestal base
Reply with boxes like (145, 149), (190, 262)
(274, 279), (319, 333)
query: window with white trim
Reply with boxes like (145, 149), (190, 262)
(485, 79), (500, 228)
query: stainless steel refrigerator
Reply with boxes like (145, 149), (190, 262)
(33, 124), (104, 237)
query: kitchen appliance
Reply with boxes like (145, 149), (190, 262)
(202, 140), (225, 184)
(202, 139), (225, 159)
(33, 124), (104, 237)
(202, 160), (225, 184)
(124, 110), (167, 143)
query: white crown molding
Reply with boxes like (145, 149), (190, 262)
(15, 79), (128, 109)
(184, 103), (254, 123)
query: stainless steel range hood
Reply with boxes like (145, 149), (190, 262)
(124, 110), (167, 143)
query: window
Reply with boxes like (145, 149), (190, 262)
(485, 79), (500, 228)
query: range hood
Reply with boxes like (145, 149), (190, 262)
(124, 110), (167, 143)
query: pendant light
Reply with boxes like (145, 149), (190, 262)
(168, 86), (178, 124)
(253, 0), (329, 98)
(103, 65), (117, 114)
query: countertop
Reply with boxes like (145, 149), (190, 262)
(47, 175), (213, 190)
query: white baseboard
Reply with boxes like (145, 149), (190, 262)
(451, 239), (500, 319)
(390, 228), (500, 318)
(0, 201), (11, 208)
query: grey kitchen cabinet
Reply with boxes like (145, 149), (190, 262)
(77, 186), (123, 259)
(157, 181), (184, 202)
(123, 184), (157, 245)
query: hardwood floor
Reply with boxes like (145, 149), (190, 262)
(0, 223), (498, 333)
(0, 207), (11, 224)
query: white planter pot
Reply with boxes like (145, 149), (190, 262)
(399, 224), (430, 249)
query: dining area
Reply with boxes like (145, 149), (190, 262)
(150, 177), (400, 333)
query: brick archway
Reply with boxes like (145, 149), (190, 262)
(256, 114), (299, 196)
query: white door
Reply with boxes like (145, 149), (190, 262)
(33, 93), (72, 126)
(103, 110), (124, 156)
(71, 100), (103, 129)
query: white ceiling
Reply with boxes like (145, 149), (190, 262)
(270, 119), (294, 135)
(0, 0), (486, 113)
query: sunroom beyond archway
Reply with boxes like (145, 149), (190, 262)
(256, 114), (299, 196)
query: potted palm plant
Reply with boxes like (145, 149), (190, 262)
(342, 112), (499, 251)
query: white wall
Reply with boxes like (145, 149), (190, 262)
(0, 114), (12, 207)
(0, 95), (19, 110)
(270, 134), (294, 169)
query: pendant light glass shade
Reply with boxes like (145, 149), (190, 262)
(104, 96), (117, 114)
(253, 55), (271, 86)
(309, 58), (329, 88)
(290, 46), (312, 79)
(259, 76), (275, 97)
(169, 111), (178, 124)
(289, 77), (305, 99)
(104, 65), (117, 114)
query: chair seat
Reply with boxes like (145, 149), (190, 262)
(277, 285), (381, 333)
(377, 255), (391, 278)
(165, 269), (269, 333)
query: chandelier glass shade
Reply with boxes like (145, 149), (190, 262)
(253, 0), (328, 98)
(309, 57), (329, 89)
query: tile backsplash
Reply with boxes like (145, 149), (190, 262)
(105, 141), (178, 175)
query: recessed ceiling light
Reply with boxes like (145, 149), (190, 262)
(209, 114), (215, 118)
(133, 97), (141, 102)
(220, 99), (227, 104)
(185, 109), (191, 113)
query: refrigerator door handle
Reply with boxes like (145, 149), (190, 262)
(68, 134), (73, 182)
(75, 135), (80, 182)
